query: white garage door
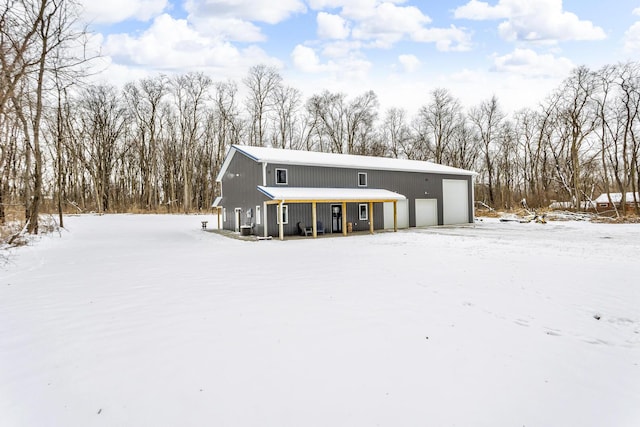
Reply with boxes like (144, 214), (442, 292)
(415, 199), (438, 227)
(443, 179), (469, 225)
(383, 199), (409, 229)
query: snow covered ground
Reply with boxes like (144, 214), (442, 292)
(1, 214), (639, 427)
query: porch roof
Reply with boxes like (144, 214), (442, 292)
(257, 186), (406, 202)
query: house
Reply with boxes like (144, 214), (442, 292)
(593, 192), (640, 211)
(213, 145), (476, 240)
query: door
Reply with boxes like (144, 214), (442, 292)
(234, 208), (241, 232)
(443, 179), (469, 225)
(331, 204), (342, 233)
(383, 199), (409, 229)
(415, 199), (438, 227)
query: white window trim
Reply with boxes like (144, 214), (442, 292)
(277, 204), (289, 224)
(275, 168), (288, 185)
(359, 203), (368, 221)
(358, 172), (367, 187)
(256, 205), (261, 225)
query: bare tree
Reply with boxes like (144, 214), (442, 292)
(171, 72), (212, 212)
(345, 90), (379, 155)
(469, 95), (505, 206)
(124, 75), (168, 210)
(271, 84), (301, 149)
(381, 107), (412, 158)
(554, 66), (598, 208)
(306, 90), (346, 153)
(1, 0), (89, 233)
(73, 84), (128, 212)
(418, 88), (463, 163)
(244, 64), (282, 147)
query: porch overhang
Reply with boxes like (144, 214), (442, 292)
(257, 186), (406, 240)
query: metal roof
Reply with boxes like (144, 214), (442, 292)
(257, 186), (406, 202)
(217, 145), (476, 181)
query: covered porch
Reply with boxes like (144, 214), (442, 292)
(257, 186), (407, 241)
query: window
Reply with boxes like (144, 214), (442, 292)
(277, 204), (289, 224)
(276, 168), (288, 185)
(358, 172), (367, 187)
(359, 203), (368, 220)
(256, 205), (261, 225)
(223, 208), (227, 222)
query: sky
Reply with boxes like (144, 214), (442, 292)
(78, 0), (640, 114)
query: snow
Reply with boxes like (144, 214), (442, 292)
(594, 192), (640, 204)
(257, 185), (406, 201)
(217, 145), (476, 182)
(1, 214), (639, 427)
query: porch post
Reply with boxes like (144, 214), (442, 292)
(393, 201), (398, 232)
(217, 207), (221, 229)
(342, 201), (347, 236)
(369, 201), (374, 234)
(263, 202), (268, 238)
(278, 201), (284, 241)
(312, 201), (317, 238)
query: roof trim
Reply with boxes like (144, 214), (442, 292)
(257, 186), (407, 202)
(215, 147), (237, 182)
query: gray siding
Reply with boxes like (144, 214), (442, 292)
(265, 163), (473, 227)
(218, 150), (474, 236)
(218, 151), (267, 235)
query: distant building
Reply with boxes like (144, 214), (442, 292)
(213, 145), (476, 240)
(593, 192), (640, 211)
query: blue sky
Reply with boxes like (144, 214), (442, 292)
(80, 0), (640, 114)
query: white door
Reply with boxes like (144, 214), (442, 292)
(384, 199), (409, 229)
(443, 179), (469, 225)
(234, 208), (242, 232)
(415, 199), (438, 227)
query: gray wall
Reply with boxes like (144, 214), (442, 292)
(265, 162), (473, 228)
(218, 151), (267, 235)
(219, 150), (474, 236)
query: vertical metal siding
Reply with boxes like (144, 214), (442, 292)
(220, 157), (473, 236)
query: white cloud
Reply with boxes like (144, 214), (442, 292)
(413, 25), (473, 52)
(623, 22), (640, 54)
(398, 54), (420, 73)
(491, 48), (574, 77)
(454, 0), (606, 43)
(79, 0), (168, 24)
(291, 45), (327, 73)
(624, 8), (640, 54)
(184, 0), (306, 25)
(189, 16), (266, 42)
(308, 2), (472, 53)
(290, 44), (371, 81)
(350, 2), (431, 48)
(317, 12), (350, 39)
(441, 66), (562, 113)
(453, 0), (509, 20)
(321, 40), (363, 58)
(103, 14), (278, 76)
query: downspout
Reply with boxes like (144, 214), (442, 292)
(262, 162), (267, 186)
(471, 175), (476, 224)
(263, 162), (268, 237)
(263, 201), (268, 238)
(279, 200), (285, 241)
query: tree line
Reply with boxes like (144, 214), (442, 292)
(2, 1), (640, 234)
